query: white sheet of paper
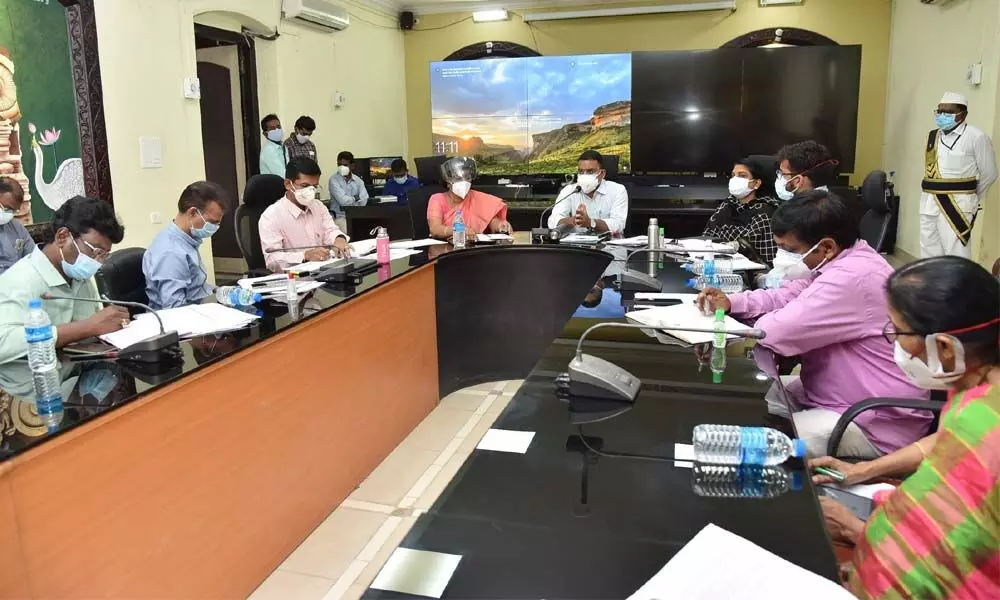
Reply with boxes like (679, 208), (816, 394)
(237, 274), (285, 290)
(349, 238), (378, 255)
(370, 547), (462, 599)
(286, 257), (348, 274)
(560, 233), (602, 244)
(390, 238), (448, 249)
(253, 280), (324, 296)
(605, 235), (650, 247)
(685, 252), (767, 271)
(626, 303), (750, 346)
(99, 303), (260, 349)
(634, 292), (698, 302)
(836, 482), (896, 499)
(677, 238), (734, 253)
(476, 233), (513, 242)
(628, 523), (854, 600)
(476, 429), (535, 454)
(673, 443), (694, 469)
(382, 248), (422, 260)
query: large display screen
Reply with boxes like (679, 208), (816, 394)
(430, 53), (632, 175)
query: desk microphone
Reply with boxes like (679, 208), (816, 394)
(615, 248), (687, 293)
(41, 293), (180, 363)
(539, 184), (580, 229)
(562, 322), (765, 403)
(532, 184), (581, 243)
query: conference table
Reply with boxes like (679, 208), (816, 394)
(0, 240), (839, 599)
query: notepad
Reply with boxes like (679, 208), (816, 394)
(390, 238), (448, 249)
(626, 302), (750, 346)
(628, 523), (854, 599)
(99, 303), (260, 349)
(560, 233), (602, 244)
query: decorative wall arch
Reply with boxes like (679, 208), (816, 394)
(444, 41), (541, 61)
(721, 27), (838, 48)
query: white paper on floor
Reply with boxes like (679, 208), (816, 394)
(476, 428), (535, 454)
(370, 547), (462, 599)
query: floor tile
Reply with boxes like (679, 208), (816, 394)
(501, 380), (524, 395)
(457, 413), (498, 456)
(247, 570), (334, 600)
(280, 508), (388, 579)
(354, 515), (418, 589)
(402, 407), (477, 452)
(467, 381), (500, 392)
(485, 394), (513, 416)
(438, 390), (490, 412)
(349, 446), (440, 506)
(414, 454), (466, 511)
(339, 584), (367, 600)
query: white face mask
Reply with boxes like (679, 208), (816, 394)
(577, 173), (600, 194)
(451, 181), (472, 199)
(728, 177), (754, 199)
(292, 186), (317, 205)
(893, 336), (966, 390)
(782, 242), (830, 281)
(775, 174), (795, 201)
(0, 208), (13, 226)
(266, 128), (284, 143)
(338, 165), (351, 177)
(296, 134), (311, 144)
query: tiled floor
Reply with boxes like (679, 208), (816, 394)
(247, 380), (523, 600)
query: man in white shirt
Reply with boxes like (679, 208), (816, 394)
(920, 92), (997, 258)
(548, 150), (629, 236)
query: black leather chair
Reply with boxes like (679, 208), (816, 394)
(235, 174), (284, 275)
(406, 185), (444, 240)
(95, 247), (148, 315)
(826, 392), (946, 459)
(858, 170), (898, 253)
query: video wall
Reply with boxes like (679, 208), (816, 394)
(430, 53), (632, 175)
(429, 46), (862, 175)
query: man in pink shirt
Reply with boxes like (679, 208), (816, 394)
(698, 190), (931, 458)
(258, 157), (350, 273)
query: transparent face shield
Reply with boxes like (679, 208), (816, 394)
(440, 157), (478, 185)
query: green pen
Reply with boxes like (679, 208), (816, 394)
(814, 466), (846, 482)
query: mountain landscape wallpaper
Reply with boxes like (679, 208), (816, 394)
(430, 54), (632, 175)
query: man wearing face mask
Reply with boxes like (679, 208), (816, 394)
(0, 177), (35, 275)
(696, 190), (930, 458)
(259, 114), (287, 177)
(547, 150), (629, 236)
(0, 196), (128, 365)
(328, 151), (369, 230)
(382, 159), (419, 205)
(259, 156), (349, 273)
(920, 92), (997, 258)
(283, 116), (318, 162)
(774, 141), (837, 202)
(427, 156), (511, 238)
(143, 181), (228, 309)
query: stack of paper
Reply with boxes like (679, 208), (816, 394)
(685, 252), (768, 271)
(626, 302), (751, 346)
(560, 233), (602, 244)
(286, 257), (348, 274)
(349, 238), (378, 255)
(628, 523), (853, 599)
(605, 235), (650, 247)
(390, 238), (448, 249)
(100, 304), (261, 349)
(238, 274), (285, 290)
(476, 233), (513, 243)
(676, 239), (736, 253)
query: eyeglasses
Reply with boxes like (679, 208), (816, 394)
(933, 109), (966, 116)
(578, 169), (602, 175)
(882, 321), (924, 345)
(77, 237), (109, 262)
(196, 208), (222, 226)
(776, 170), (799, 179)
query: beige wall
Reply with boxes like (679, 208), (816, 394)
(883, 0), (1000, 265)
(94, 0), (406, 282)
(403, 0), (892, 183)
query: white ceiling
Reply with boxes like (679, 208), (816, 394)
(393, 0), (645, 15)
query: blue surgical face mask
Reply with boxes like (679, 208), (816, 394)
(60, 238), (102, 281)
(79, 366), (118, 402)
(0, 207), (13, 226)
(191, 209), (219, 239)
(936, 113), (958, 132)
(393, 176), (408, 185)
(266, 128), (284, 143)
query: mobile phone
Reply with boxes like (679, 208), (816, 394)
(819, 486), (875, 521)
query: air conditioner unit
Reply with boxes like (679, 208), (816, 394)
(282, 0), (349, 31)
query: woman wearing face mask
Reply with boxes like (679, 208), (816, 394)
(427, 157), (512, 239)
(812, 256), (999, 599)
(703, 157), (780, 263)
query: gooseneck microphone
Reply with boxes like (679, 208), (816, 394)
(41, 293), (180, 363)
(539, 184), (581, 230)
(562, 322), (765, 403)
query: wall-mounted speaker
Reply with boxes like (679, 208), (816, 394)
(399, 11), (414, 30)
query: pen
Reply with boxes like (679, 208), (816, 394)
(813, 466), (846, 482)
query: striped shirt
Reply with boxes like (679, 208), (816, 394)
(848, 383), (1000, 599)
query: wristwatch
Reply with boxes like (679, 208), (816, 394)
(589, 218), (597, 232)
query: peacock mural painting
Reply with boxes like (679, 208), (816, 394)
(27, 123), (84, 211)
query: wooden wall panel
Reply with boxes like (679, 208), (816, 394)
(7, 266), (437, 599)
(0, 464), (28, 599)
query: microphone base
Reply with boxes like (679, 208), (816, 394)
(620, 269), (663, 293)
(565, 354), (640, 404)
(530, 228), (559, 244)
(118, 331), (182, 363)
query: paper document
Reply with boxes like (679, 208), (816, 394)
(635, 292), (698, 302)
(605, 235), (649, 247)
(382, 248), (422, 260)
(833, 482), (896, 500)
(560, 233), (602, 244)
(686, 252), (767, 271)
(476, 233), (513, 242)
(99, 303), (260, 349)
(476, 429), (535, 454)
(349, 238), (378, 256)
(629, 523), (853, 600)
(677, 238), (735, 253)
(286, 257), (348, 274)
(254, 280), (324, 297)
(626, 302), (750, 346)
(390, 238), (447, 249)
(238, 274), (285, 290)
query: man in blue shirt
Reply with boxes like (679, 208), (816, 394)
(381, 158), (420, 205)
(143, 181), (228, 309)
(328, 150), (368, 228)
(0, 177), (35, 275)
(259, 113), (287, 176)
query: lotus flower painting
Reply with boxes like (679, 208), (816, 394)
(28, 122), (83, 211)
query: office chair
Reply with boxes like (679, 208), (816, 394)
(235, 174), (284, 276)
(95, 247), (149, 315)
(825, 392), (946, 459)
(858, 170), (898, 253)
(406, 185), (444, 240)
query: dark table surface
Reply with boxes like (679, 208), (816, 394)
(362, 255), (839, 599)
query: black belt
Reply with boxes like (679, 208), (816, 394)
(921, 178), (978, 194)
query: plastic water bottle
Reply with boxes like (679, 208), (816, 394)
(216, 286), (262, 307)
(684, 259), (735, 276)
(710, 346), (726, 384)
(24, 299), (63, 428)
(453, 210), (466, 249)
(375, 226), (391, 264)
(692, 424), (807, 466)
(762, 270), (784, 289)
(691, 464), (802, 499)
(686, 274), (743, 293)
(712, 309), (726, 349)
(285, 272), (297, 303)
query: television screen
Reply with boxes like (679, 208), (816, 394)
(430, 53), (632, 175)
